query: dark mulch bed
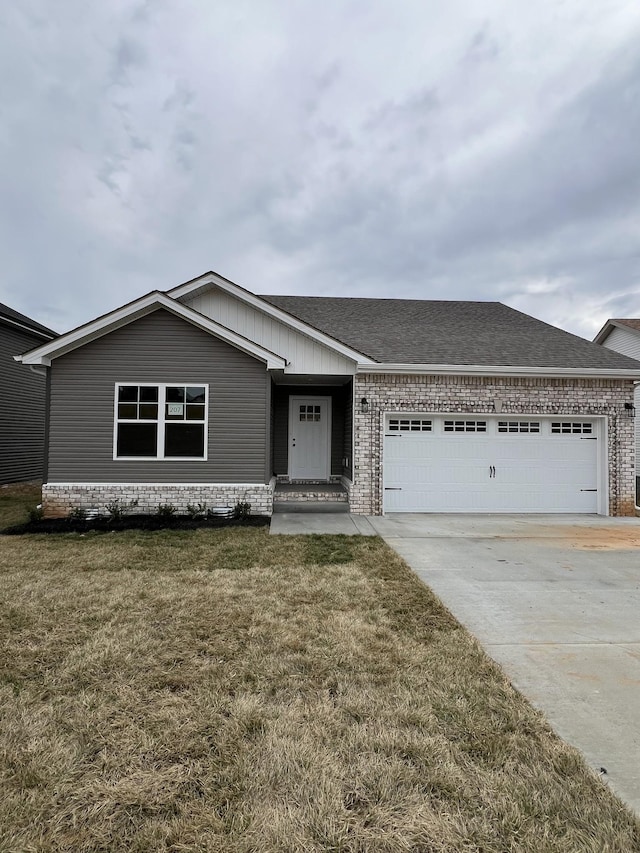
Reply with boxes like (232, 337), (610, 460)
(2, 514), (271, 535)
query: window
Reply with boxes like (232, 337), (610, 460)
(299, 404), (321, 422)
(551, 422), (593, 435)
(498, 421), (541, 433)
(388, 419), (432, 432)
(115, 384), (207, 459)
(443, 420), (487, 433)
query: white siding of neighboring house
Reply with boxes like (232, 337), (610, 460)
(602, 325), (640, 488)
(182, 289), (357, 376)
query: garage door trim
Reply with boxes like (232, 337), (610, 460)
(382, 413), (608, 515)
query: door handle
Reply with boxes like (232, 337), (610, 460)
(489, 465), (496, 478)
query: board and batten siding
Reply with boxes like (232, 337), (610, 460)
(0, 323), (48, 483)
(184, 289), (356, 375)
(602, 326), (640, 473)
(47, 309), (270, 484)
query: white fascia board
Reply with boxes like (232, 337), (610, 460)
(15, 292), (287, 369)
(356, 363), (640, 379)
(168, 271), (372, 365)
(593, 319), (640, 345)
(1, 315), (56, 340)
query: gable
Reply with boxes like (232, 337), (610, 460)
(16, 292), (286, 370)
(599, 324), (640, 362)
(53, 307), (267, 371)
(181, 287), (358, 375)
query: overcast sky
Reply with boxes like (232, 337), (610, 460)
(2, 1), (640, 340)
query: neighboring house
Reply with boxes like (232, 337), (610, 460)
(15, 271), (640, 517)
(1, 302), (57, 483)
(594, 318), (640, 502)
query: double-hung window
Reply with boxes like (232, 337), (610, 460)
(114, 384), (208, 459)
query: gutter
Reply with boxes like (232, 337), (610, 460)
(356, 363), (640, 380)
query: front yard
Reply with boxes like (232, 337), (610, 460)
(1, 493), (639, 851)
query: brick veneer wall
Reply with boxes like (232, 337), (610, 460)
(349, 374), (636, 516)
(43, 483), (274, 518)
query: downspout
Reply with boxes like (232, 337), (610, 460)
(42, 366), (51, 483)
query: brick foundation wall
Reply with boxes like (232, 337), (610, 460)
(350, 374), (636, 517)
(43, 483), (274, 518)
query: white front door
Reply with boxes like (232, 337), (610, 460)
(289, 396), (331, 480)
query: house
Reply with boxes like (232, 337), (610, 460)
(1, 302), (57, 484)
(594, 318), (640, 503)
(15, 271), (640, 517)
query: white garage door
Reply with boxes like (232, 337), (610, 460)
(383, 416), (600, 513)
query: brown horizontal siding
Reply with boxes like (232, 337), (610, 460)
(48, 309), (268, 483)
(0, 324), (47, 483)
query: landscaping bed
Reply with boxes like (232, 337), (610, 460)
(3, 513), (270, 535)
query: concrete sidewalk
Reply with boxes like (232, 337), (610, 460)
(269, 513), (377, 535)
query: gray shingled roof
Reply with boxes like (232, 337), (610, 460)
(0, 302), (57, 338)
(259, 295), (640, 369)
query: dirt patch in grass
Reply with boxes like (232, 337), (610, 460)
(0, 529), (638, 852)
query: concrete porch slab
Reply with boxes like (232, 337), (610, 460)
(269, 513), (377, 535)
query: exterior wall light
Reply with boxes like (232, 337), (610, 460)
(624, 402), (636, 417)
(360, 397), (370, 414)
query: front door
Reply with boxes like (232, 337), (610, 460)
(289, 396), (331, 480)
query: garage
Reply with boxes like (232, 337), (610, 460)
(383, 415), (602, 513)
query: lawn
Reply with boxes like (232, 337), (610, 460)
(1, 493), (639, 851)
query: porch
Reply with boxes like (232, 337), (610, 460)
(270, 377), (353, 511)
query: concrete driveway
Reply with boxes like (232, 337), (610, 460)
(368, 514), (640, 813)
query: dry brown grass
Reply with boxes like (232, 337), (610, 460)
(0, 527), (638, 852)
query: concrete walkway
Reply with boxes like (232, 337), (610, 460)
(269, 513), (377, 535)
(368, 513), (640, 814)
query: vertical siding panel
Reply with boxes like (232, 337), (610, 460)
(182, 291), (356, 375)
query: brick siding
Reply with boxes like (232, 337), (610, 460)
(43, 483), (273, 518)
(350, 374), (636, 516)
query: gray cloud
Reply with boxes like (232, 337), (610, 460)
(1, 0), (639, 342)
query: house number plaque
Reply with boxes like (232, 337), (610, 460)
(168, 403), (184, 416)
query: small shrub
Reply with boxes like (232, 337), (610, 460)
(68, 507), (87, 521)
(28, 505), (44, 522)
(233, 501), (251, 519)
(157, 503), (177, 518)
(105, 498), (139, 520)
(186, 502), (208, 519)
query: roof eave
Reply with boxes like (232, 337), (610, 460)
(356, 363), (640, 379)
(593, 319), (640, 345)
(15, 292), (288, 370)
(1, 314), (56, 341)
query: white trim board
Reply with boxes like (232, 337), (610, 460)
(168, 271), (375, 365)
(15, 292), (287, 369)
(358, 364), (640, 379)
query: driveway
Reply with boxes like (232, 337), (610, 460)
(368, 514), (640, 813)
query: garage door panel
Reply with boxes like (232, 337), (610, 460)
(383, 417), (599, 513)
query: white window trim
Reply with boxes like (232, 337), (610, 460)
(113, 382), (209, 461)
